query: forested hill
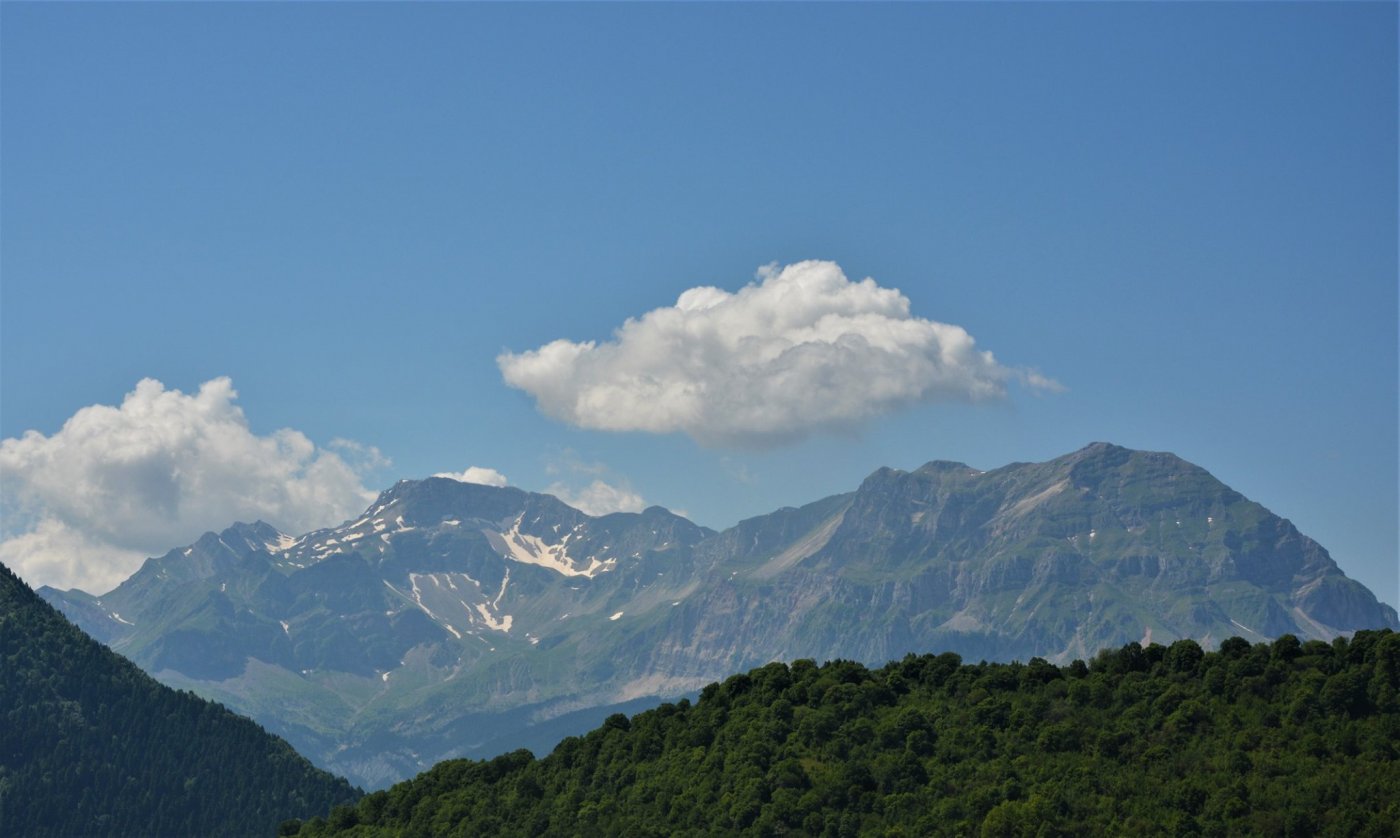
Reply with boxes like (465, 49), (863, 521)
(0, 562), (360, 837)
(292, 630), (1399, 837)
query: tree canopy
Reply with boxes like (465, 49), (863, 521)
(291, 629), (1399, 837)
(0, 562), (360, 837)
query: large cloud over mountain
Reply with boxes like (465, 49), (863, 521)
(0, 377), (380, 593)
(499, 260), (1054, 448)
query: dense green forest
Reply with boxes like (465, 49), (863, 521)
(291, 630), (1399, 837)
(0, 562), (360, 837)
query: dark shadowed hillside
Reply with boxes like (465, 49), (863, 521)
(0, 561), (360, 838)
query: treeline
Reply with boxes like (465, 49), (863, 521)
(290, 630), (1399, 837)
(0, 562), (360, 837)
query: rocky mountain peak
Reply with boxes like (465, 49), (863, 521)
(219, 521), (287, 553)
(913, 459), (974, 475)
(1075, 440), (1130, 457)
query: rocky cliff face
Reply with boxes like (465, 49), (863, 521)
(641, 443), (1394, 673)
(39, 443), (1397, 788)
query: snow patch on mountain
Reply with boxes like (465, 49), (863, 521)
(383, 576), (464, 640)
(484, 515), (614, 578)
(493, 568), (510, 608)
(266, 532), (300, 553)
(473, 603), (513, 633)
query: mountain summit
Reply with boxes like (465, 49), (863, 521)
(40, 443), (1397, 787)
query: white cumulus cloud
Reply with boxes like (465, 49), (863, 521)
(545, 479), (647, 517)
(434, 466), (509, 487)
(0, 377), (383, 594)
(0, 519), (147, 601)
(498, 260), (1055, 447)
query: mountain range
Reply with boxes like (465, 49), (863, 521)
(40, 442), (1398, 788)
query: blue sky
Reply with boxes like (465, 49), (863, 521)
(2, 3), (1395, 606)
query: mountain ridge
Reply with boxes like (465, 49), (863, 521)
(39, 442), (1398, 788)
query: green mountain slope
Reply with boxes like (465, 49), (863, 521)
(291, 630), (1400, 837)
(0, 561), (360, 838)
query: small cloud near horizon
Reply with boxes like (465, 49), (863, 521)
(434, 466), (509, 487)
(544, 479), (647, 516)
